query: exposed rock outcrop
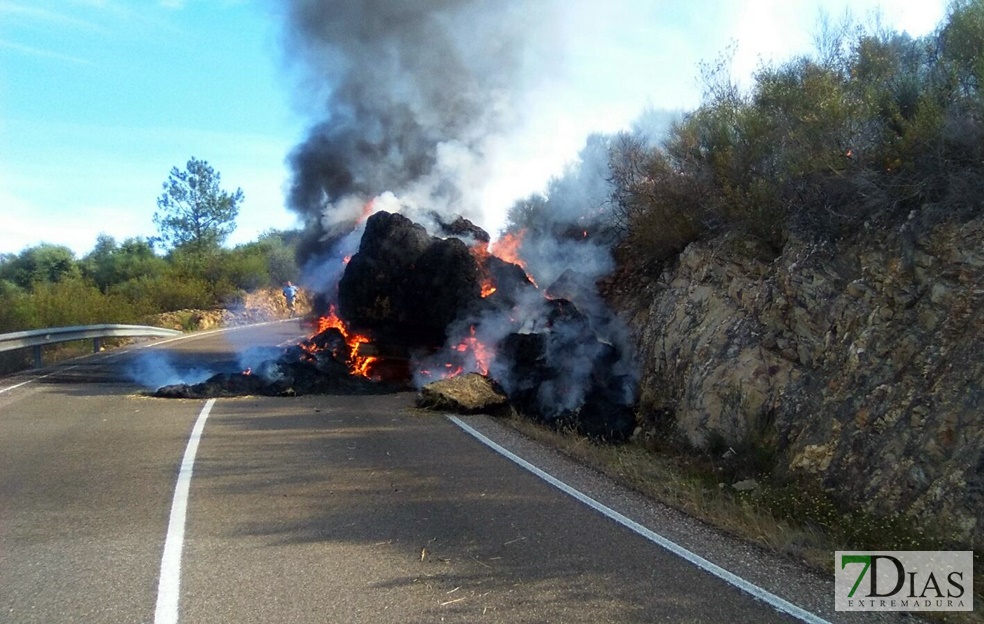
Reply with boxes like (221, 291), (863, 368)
(612, 210), (984, 546)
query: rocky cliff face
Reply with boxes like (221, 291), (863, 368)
(611, 210), (983, 546)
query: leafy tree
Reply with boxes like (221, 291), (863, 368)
(0, 244), (80, 289)
(242, 229), (301, 286)
(0, 279), (32, 332)
(939, 0), (984, 97)
(153, 157), (244, 252)
(83, 235), (166, 293)
(609, 4), (984, 272)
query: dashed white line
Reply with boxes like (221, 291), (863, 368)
(155, 398), (216, 624)
(447, 415), (830, 624)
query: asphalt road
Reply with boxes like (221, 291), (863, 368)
(0, 322), (894, 623)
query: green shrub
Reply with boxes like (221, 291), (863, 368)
(114, 274), (215, 313)
(609, 133), (709, 267)
(28, 277), (138, 328)
(0, 244), (80, 290)
(82, 236), (166, 294)
(610, 3), (984, 271)
(0, 280), (34, 333)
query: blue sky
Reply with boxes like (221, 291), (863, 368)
(0, 0), (947, 257)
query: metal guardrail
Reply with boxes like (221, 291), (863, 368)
(0, 324), (184, 368)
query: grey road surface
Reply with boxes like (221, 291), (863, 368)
(0, 322), (866, 623)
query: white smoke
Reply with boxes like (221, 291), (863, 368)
(125, 352), (214, 390)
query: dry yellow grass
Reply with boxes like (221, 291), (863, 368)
(416, 373), (510, 414)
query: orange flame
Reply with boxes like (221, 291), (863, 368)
(310, 305), (378, 379)
(457, 325), (492, 376)
(469, 228), (537, 294)
(417, 325), (493, 382)
(490, 231), (527, 269)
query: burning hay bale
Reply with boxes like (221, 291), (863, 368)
(337, 211), (538, 346)
(332, 211), (637, 439)
(149, 210), (637, 443)
(150, 357), (390, 399)
(338, 211), (483, 345)
(416, 373), (510, 415)
(432, 212), (490, 243)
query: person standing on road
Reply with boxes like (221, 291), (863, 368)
(282, 281), (299, 318)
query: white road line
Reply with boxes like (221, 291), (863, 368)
(155, 398), (216, 624)
(447, 415), (830, 624)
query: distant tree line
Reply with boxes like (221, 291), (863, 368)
(0, 231), (302, 334)
(0, 157), (301, 335)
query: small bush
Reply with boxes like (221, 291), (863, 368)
(113, 274), (215, 313)
(0, 280), (33, 333)
(28, 277), (137, 328)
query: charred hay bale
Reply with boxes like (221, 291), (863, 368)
(545, 297), (588, 330)
(338, 211), (483, 345)
(556, 388), (637, 442)
(153, 371), (287, 399)
(494, 314), (636, 441)
(278, 359), (383, 395)
(407, 237), (482, 336)
(357, 211), (432, 262)
(545, 269), (595, 303)
(305, 327), (349, 361)
(497, 332), (549, 414)
(431, 213), (491, 244)
(416, 373), (510, 415)
(338, 212), (432, 328)
(483, 255), (535, 307)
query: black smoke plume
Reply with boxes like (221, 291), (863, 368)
(281, 0), (558, 260)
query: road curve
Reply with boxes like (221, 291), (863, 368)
(0, 322), (888, 623)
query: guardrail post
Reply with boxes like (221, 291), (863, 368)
(93, 337), (102, 353)
(33, 345), (43, 368)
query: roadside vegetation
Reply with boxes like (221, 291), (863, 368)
(609, 0), (984, 272)
(0, 158), (302, 371)
(603, 1), (984, 580)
